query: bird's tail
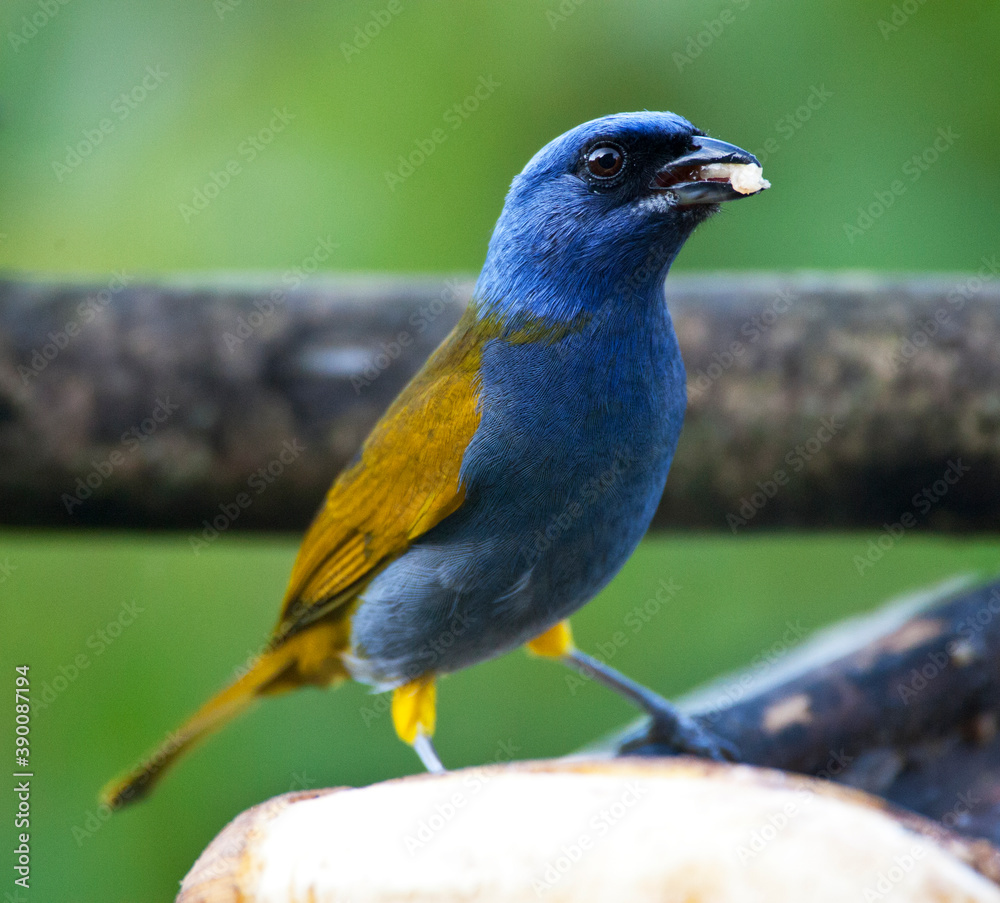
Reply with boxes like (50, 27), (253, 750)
(101, 623), (347, 810)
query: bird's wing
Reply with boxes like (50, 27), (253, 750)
(274, 307), (484, 640)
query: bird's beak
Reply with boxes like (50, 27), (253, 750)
(651, 136), (770, 206)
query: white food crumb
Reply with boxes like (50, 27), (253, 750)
(695, 162), (771, 195)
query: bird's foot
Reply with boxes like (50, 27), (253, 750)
(646, 704), (738, 762)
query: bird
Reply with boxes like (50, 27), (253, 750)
(103, 111), (769, 808)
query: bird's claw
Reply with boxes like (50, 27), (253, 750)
(649, 708), (739, 762)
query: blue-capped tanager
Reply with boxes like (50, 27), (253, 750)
(104, 111), (768, 807)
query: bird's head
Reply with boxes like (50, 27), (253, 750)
(476, 111), (768, 321)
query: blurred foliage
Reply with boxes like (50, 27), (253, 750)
(2, 532), (998, 902)
(0, 0), (998, 278)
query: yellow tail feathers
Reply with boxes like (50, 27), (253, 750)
(102, 624), (348, 811)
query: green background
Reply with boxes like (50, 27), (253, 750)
(5, 535), (1000, 901)
(2, 0), (999, 900)
(1, 0), (998, 276)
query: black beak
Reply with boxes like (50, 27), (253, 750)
(651, 136), (767, 206)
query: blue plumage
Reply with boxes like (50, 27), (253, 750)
(353, 300), (685, 682)
(105, 112), (768, 808)
(351, 111), (764, 686)
(476, 111), (701, 323)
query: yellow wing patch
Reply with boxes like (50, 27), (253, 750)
(274, 306), (485, 640)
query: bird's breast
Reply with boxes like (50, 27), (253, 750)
(349, 304), (687, 683)
(465, 310), (686, 565)
(442, 307), (686, 637)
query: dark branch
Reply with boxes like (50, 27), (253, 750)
(1, 273), (997, 530)
(613, 577), (1000, 845)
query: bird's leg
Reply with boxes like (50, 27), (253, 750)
(562, 647), (737, 760)
(392, 675), (446, 773)
(527, 620), (737, 762)
(413, 731), (446, 773)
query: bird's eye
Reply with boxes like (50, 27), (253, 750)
(585, 144), (625, 179)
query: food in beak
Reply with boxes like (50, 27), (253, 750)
(693, 162), (770, 195)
